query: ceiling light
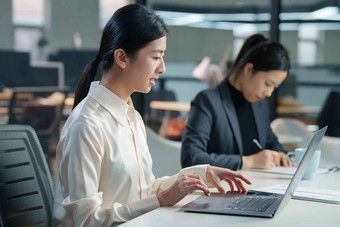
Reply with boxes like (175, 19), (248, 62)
(312, 6), (339, 19)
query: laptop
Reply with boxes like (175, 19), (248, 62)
(181, 126), (328, 218)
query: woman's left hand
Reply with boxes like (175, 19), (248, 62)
(278, 152), (295, 167)
(206, 165), (252, 194)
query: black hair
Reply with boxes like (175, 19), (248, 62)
(73, 4), (169, 109)
(227, 33), (290, 79)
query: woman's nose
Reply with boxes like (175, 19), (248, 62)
(265, 87), (274, 97)
(158, 58), (166, 74)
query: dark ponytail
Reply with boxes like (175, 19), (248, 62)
(72, 4), (168, 109)
(227, 33), (290, 79)
(73, 56), (100, 109)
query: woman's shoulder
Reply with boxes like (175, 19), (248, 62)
(194, 85), (220, 101)
(63, 98), (108, 133)
(190, 86), (226, 117)
(62, 112), (100, 138)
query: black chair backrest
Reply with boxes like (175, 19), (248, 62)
(0, 125), (55, 227)
(0, 50), (59, 87)
(144, 88), (178, 117)
(317, 91), (340, 137)
(7, 86), (70, 155)
(0, 203), (4, 227)
(49, 50), (97, 91)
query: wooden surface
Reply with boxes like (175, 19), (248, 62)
(150, 101), (191, 112)
(276, 106), (321, 115)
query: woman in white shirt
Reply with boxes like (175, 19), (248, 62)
(53, 4), (251, 226)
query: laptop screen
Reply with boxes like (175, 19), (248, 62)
(276, 126), (327, 214)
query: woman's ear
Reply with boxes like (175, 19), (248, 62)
(244, 63), (254, 77)
(114, 49), (127, 69)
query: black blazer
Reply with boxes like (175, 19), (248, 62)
(181, 78), (285, 170)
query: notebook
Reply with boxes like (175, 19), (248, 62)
(253, 184), (340, 204)
(250, 166), (328, 175)
(181, 126), (328, 218)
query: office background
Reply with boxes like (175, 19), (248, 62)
(1, 0), (340, 133)
(0, 2), (339, 225)
(1, 0), (339, 107)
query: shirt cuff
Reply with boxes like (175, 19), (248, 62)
(179, 164), (210, 185)
(128, 194), (160, 218)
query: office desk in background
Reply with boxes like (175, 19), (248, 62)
(121, 159), (340, 227)
(149, 101), (191, 112)
(277, 106), (321, 125)
(276, 106), (321, 115)
(149, 101), (190, 137)
(149, 101), (320, 118)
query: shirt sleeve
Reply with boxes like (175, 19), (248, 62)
(150, 164), (210, 194)
(55, 118), (160, 226)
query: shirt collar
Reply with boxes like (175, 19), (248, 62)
(88, 82), (134, 126)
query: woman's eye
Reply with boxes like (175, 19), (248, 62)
(153, 57), (161, 60)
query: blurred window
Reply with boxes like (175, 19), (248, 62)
(297, 25), (319, 65)
(13, 0), (44, 26)
(99, 0), (131, 29)
(232, 25), (258, 60)
(12, 0), (45, 60)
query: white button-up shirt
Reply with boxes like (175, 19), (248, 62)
(53, 82), (208, 226)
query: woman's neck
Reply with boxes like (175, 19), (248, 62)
(228, 73), (242, 92)
(100, 70), (131, 103)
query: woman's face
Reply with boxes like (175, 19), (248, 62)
(241, 68), (287, 103)
(124, 36), (166, 94)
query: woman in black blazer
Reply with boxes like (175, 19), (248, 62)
(181, 34), (294, 170)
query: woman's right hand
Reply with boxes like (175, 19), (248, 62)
(242, 149), (280, 169)
(156, 174), (210, 206)
(156, 166), (251, 207)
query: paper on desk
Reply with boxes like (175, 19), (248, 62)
(253, 184), (340, 204)
(250, 166), (328, 175)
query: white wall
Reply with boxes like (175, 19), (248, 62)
(0, 0), (13, 49)
(166, 26), (234, 63)
(163, 27), (339, 110)
(49, 0), (100, 52)
(323, 30), (340, 65)
(165, 26), (299, 65)
(281, 31), (298, 65)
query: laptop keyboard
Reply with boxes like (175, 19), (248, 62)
(225, 195), (278, 212)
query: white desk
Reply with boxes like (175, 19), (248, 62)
(121, 159), (340, 227)
(276, 134), (303, 145)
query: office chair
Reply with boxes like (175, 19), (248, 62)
(271, 117), (340, 161)
(0, 203), (4, 227)
(144, 88), (181, 139)
(145, 126), (182, 178)
(271, 117), (312, 148)
(0, 125), (55, 227)
(144, 88), (178, 117)
(317, 91), (340, 137)
(8, 87), (69, 157)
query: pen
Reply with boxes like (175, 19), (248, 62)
(253, 138), (279, 165)
(252, 139), (263, 150)
(328, 165), (340, 174)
